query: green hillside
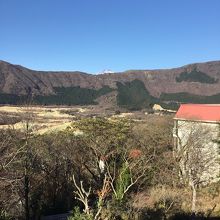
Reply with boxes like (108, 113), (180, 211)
(0, 93), (27, 105)
(34, 86), (113, 105)
(176, 68), (218, 84)
(0, 86), (114, 105)
(116, 79), (157, 110)
(1, 79), (220, 110)
(160, 92), (220, 104)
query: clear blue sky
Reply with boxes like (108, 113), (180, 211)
(0, 0), (220, 73)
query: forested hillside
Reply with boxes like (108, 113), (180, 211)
(1, 60), (220, 109)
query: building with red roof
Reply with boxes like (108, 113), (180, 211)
(173, 104), (220, 184)
(174, 104), (220, 123)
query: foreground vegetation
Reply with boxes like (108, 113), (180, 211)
(0, 114), (220, 220)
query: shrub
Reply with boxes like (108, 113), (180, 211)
(146, 186), (184, 219)
(68, 207), (93, 220)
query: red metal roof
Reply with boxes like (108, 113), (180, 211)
(175, 104), (220, 122)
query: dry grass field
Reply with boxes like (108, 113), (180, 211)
(0, 105), (174, 134)
(0, 105), (144, 134)
(0, 105), (90, 134)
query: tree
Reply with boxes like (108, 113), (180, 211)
(69, 118), (152, 219)
(132, 115), (177, 187)
(0, 105), (38, 219)
(173, 120), (219, 212)
(0, 128), (24, 218)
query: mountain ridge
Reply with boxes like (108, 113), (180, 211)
(2, 59), (220, 73)
(0, 60), (220, 109)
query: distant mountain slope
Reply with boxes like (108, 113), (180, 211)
(0, 60), (220, 109)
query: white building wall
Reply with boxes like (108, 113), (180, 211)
(173, 120), (220, 184)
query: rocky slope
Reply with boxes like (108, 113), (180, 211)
(0, 60), (220, 109)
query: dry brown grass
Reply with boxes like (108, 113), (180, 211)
(133, 184), (220, 216)
(0, 105), (80, 134)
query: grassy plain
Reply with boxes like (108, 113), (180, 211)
(0, 105), (80, 134)
(0, 104), (175, 134)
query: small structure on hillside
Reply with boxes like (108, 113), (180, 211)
(173, 104), (220, 184)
